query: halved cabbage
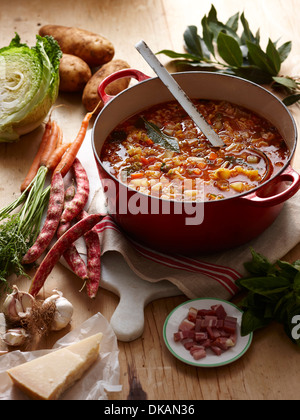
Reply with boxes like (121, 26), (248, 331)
(0, 33), (62, 142)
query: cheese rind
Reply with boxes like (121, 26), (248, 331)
(7, 332), (103, 400)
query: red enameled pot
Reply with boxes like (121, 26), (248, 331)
(92, 70), (300, 255)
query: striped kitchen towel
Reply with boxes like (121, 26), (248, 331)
(91, 192), (300, 301)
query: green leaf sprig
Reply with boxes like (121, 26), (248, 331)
(158, 5), (300, 106)
(237, 249), (300, 346)
(142, 118), (180, 153)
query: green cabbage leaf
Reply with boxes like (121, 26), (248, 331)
(0, 33), (62, 142)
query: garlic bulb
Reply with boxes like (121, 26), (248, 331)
(2, 286), (34, 323)
(2, 328), (28, 347)
(43, 290), (74, 331)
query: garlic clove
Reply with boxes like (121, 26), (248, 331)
(2, 328), (28, 347)
(3, 294), (18, 321)
(3, 293), (21, 322)
(53, 298), (74, 331)
(2, 286), (34, 322)
(15, 298), (24, 317)
(43, 290), (74, 331)
(44, 290), (62, 303)
(19, 293), (35, 318)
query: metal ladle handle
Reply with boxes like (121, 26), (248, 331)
(135, 40), (225, 148)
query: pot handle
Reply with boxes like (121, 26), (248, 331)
(97, 68), (151, 105)
(241, 165), (300, 207)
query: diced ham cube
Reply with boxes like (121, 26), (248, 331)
(201, 316), (218, 329)
(195, 332), (208, 342)
(182, 330), (195, 339)
(197, 309), (216, 317)
(211, 346), (223, 356)
(219, 330), (231, 338)
(226, 316), (238, 324)
(211, 304), (227, 320)
(229, 331), (237, 346)
(190, 346), (206, 360)
(190, 344), (205, 354)
(174, 331), (183, 342)
(206, 315), (218, 322)
(174, 330), (196, 342)
(223, 316), (238, 334)
(188, 307), (198, 323)
(216, 319), (224, 329)
(211, 337), (230, 351)
(179, 318), (195, 332)
(193, 350), (207, 360)
(182, 338), (195, 350)
(212, 336), (236, 350)
(201, 339), (212, 348)
(207, 327), (221, 340)
(195, 318), (203, 332)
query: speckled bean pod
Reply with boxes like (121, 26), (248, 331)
(60, 158), (90, 224)
(63, 245), (89, 281)
(57, 183), (89, 281)
(29, 213), (102, 297)
(57, 183), (76, 238)
(80, 210), (101, 298)
(22, 172), (65, 265)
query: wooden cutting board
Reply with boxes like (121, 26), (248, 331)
(100, 252), (181, 342)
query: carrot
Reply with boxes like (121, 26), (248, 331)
(79, 210), (101, 299)
(60, 158), (90, 224)
(29, 213), (102, 297)
(208, 152), (218, 160)
(39, 120), (60, 167)
(130, 172), (144, 180)
(20, 120), (53, 192)
(54, 111), (94, 178)
(22, 171), (65, 265)
(46, 141), (72, 172)
(56, 124), (63, 147)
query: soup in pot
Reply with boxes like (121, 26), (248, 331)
(100, 100), (289, 202)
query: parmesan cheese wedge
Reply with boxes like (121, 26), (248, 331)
(6, 332), (103, 400)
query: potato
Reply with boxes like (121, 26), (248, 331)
(39, 24), (115, 67)
(82, 59), (131, 113)
(59, 54), (92, 92)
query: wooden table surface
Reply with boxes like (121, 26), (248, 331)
(1, 0), (300, 401)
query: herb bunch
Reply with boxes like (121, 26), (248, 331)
(237, 249), (300, 346)
(0, 166), (50, 289)
(158, 5), (300, 106)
